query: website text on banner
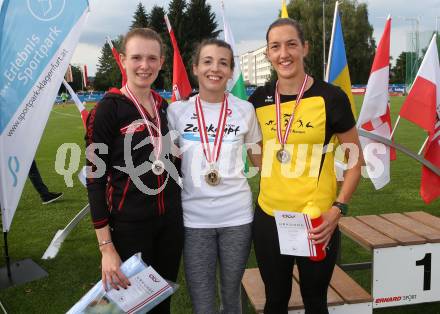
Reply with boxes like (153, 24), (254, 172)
(0, 0), (90, 232)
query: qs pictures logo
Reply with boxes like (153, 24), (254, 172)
(27, 0), (66, 21)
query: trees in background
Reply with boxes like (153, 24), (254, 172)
(286, 0), (376, 84)
(390, 52), (407, 84)
(94, 0), (400, 90)
(182, 0), (220, 86)
(94, 36), (123, 91)
(149, 5), (167, 90)
(94, 0), (219, 91)
(58, 64), (83, 94)
(130, 2), (149, 29)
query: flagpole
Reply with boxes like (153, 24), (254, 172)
(390, 115), (401, 138)
(0, 299), (6, 314)
(358, 129), (440, 176)
(322, 0), (326, 80)
(418, 136), (430, 155)
(325, 1), (339, 82)
(3, 232), (11, 279)
(106, 36), (113, 48)
(80, 64), (84, 91)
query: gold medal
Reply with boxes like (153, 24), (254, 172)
(195, 94), (228, 187)
(205, 168), (221, 186)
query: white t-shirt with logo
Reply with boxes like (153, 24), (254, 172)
(167, 94), (262, 228)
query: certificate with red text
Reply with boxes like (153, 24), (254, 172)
(274, 211), (315, 257)
(106, 266), (172, 313)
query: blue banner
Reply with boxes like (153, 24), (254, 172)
(0, 0), (88, 133)
(0, 0), (89, 231)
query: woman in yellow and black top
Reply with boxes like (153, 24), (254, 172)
(248, 18), (363, 314)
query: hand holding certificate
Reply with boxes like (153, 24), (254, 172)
(67, 254), (178, 314)
(105, 267), (173, 313)
(274, 211), (317, 257)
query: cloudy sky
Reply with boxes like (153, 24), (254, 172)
(36, 0), (440, 75)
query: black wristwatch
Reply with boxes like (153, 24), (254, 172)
(332, 201), (348, 216)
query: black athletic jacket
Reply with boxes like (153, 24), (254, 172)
(85, 88), (182, 229)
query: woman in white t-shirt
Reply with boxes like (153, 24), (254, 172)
(167, 38), (262, 314)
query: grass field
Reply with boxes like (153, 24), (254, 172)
(0, 95), (439, 313)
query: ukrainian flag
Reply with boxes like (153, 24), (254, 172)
(326, 2), (356, 116)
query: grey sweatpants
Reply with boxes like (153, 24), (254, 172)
(183, 223), (252, 314)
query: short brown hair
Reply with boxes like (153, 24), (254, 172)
(192, 38), (235, 70)
(121, 28), (165, 56)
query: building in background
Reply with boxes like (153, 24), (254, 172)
(240, 45), (272, 86)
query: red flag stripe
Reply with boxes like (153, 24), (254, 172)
(371, 18), (391, 73)
(421, 123), (440, 203)
(400, 76), (437, 133)
(107, 38), (127, 87)
(80, 110), (89, 129)
(361, 105), (396, 161)
(165, 15), (192, 102)
(82, 65), (88, 87)
(382, 106), (397, 160)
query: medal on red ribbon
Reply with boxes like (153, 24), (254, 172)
(195, 94), (229, 186)
(125, 84), (164, 175)
(275, 74), (309, 163)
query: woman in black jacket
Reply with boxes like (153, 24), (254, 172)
(85, 28), (183, 314)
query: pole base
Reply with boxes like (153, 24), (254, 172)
(0, 259), (47, 289)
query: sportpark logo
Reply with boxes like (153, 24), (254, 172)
(27, 0), (65, 22)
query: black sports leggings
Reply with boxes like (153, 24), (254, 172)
(253, 204), (339, 314)
(110, 210), (183, 314)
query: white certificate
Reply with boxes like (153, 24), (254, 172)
(106, 266), (172, 313)
(274, 211), (315, 257)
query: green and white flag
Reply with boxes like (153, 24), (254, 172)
(221, 2), (250, 172)
(222, 2), (247, 100)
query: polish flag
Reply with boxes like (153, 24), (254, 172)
(403, 35), (440, 203)
(165, 15), (192, 102)
(357, 16), (394, 189)
(107, 36), (127, 87)
(400, 35), (439, 134)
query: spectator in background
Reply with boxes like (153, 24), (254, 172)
(61, 92), (69, 103)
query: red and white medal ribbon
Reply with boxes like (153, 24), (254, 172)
(275, 74), (309, 147)
(125, 84), (163, 171)
(195, 94), (228, 168)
